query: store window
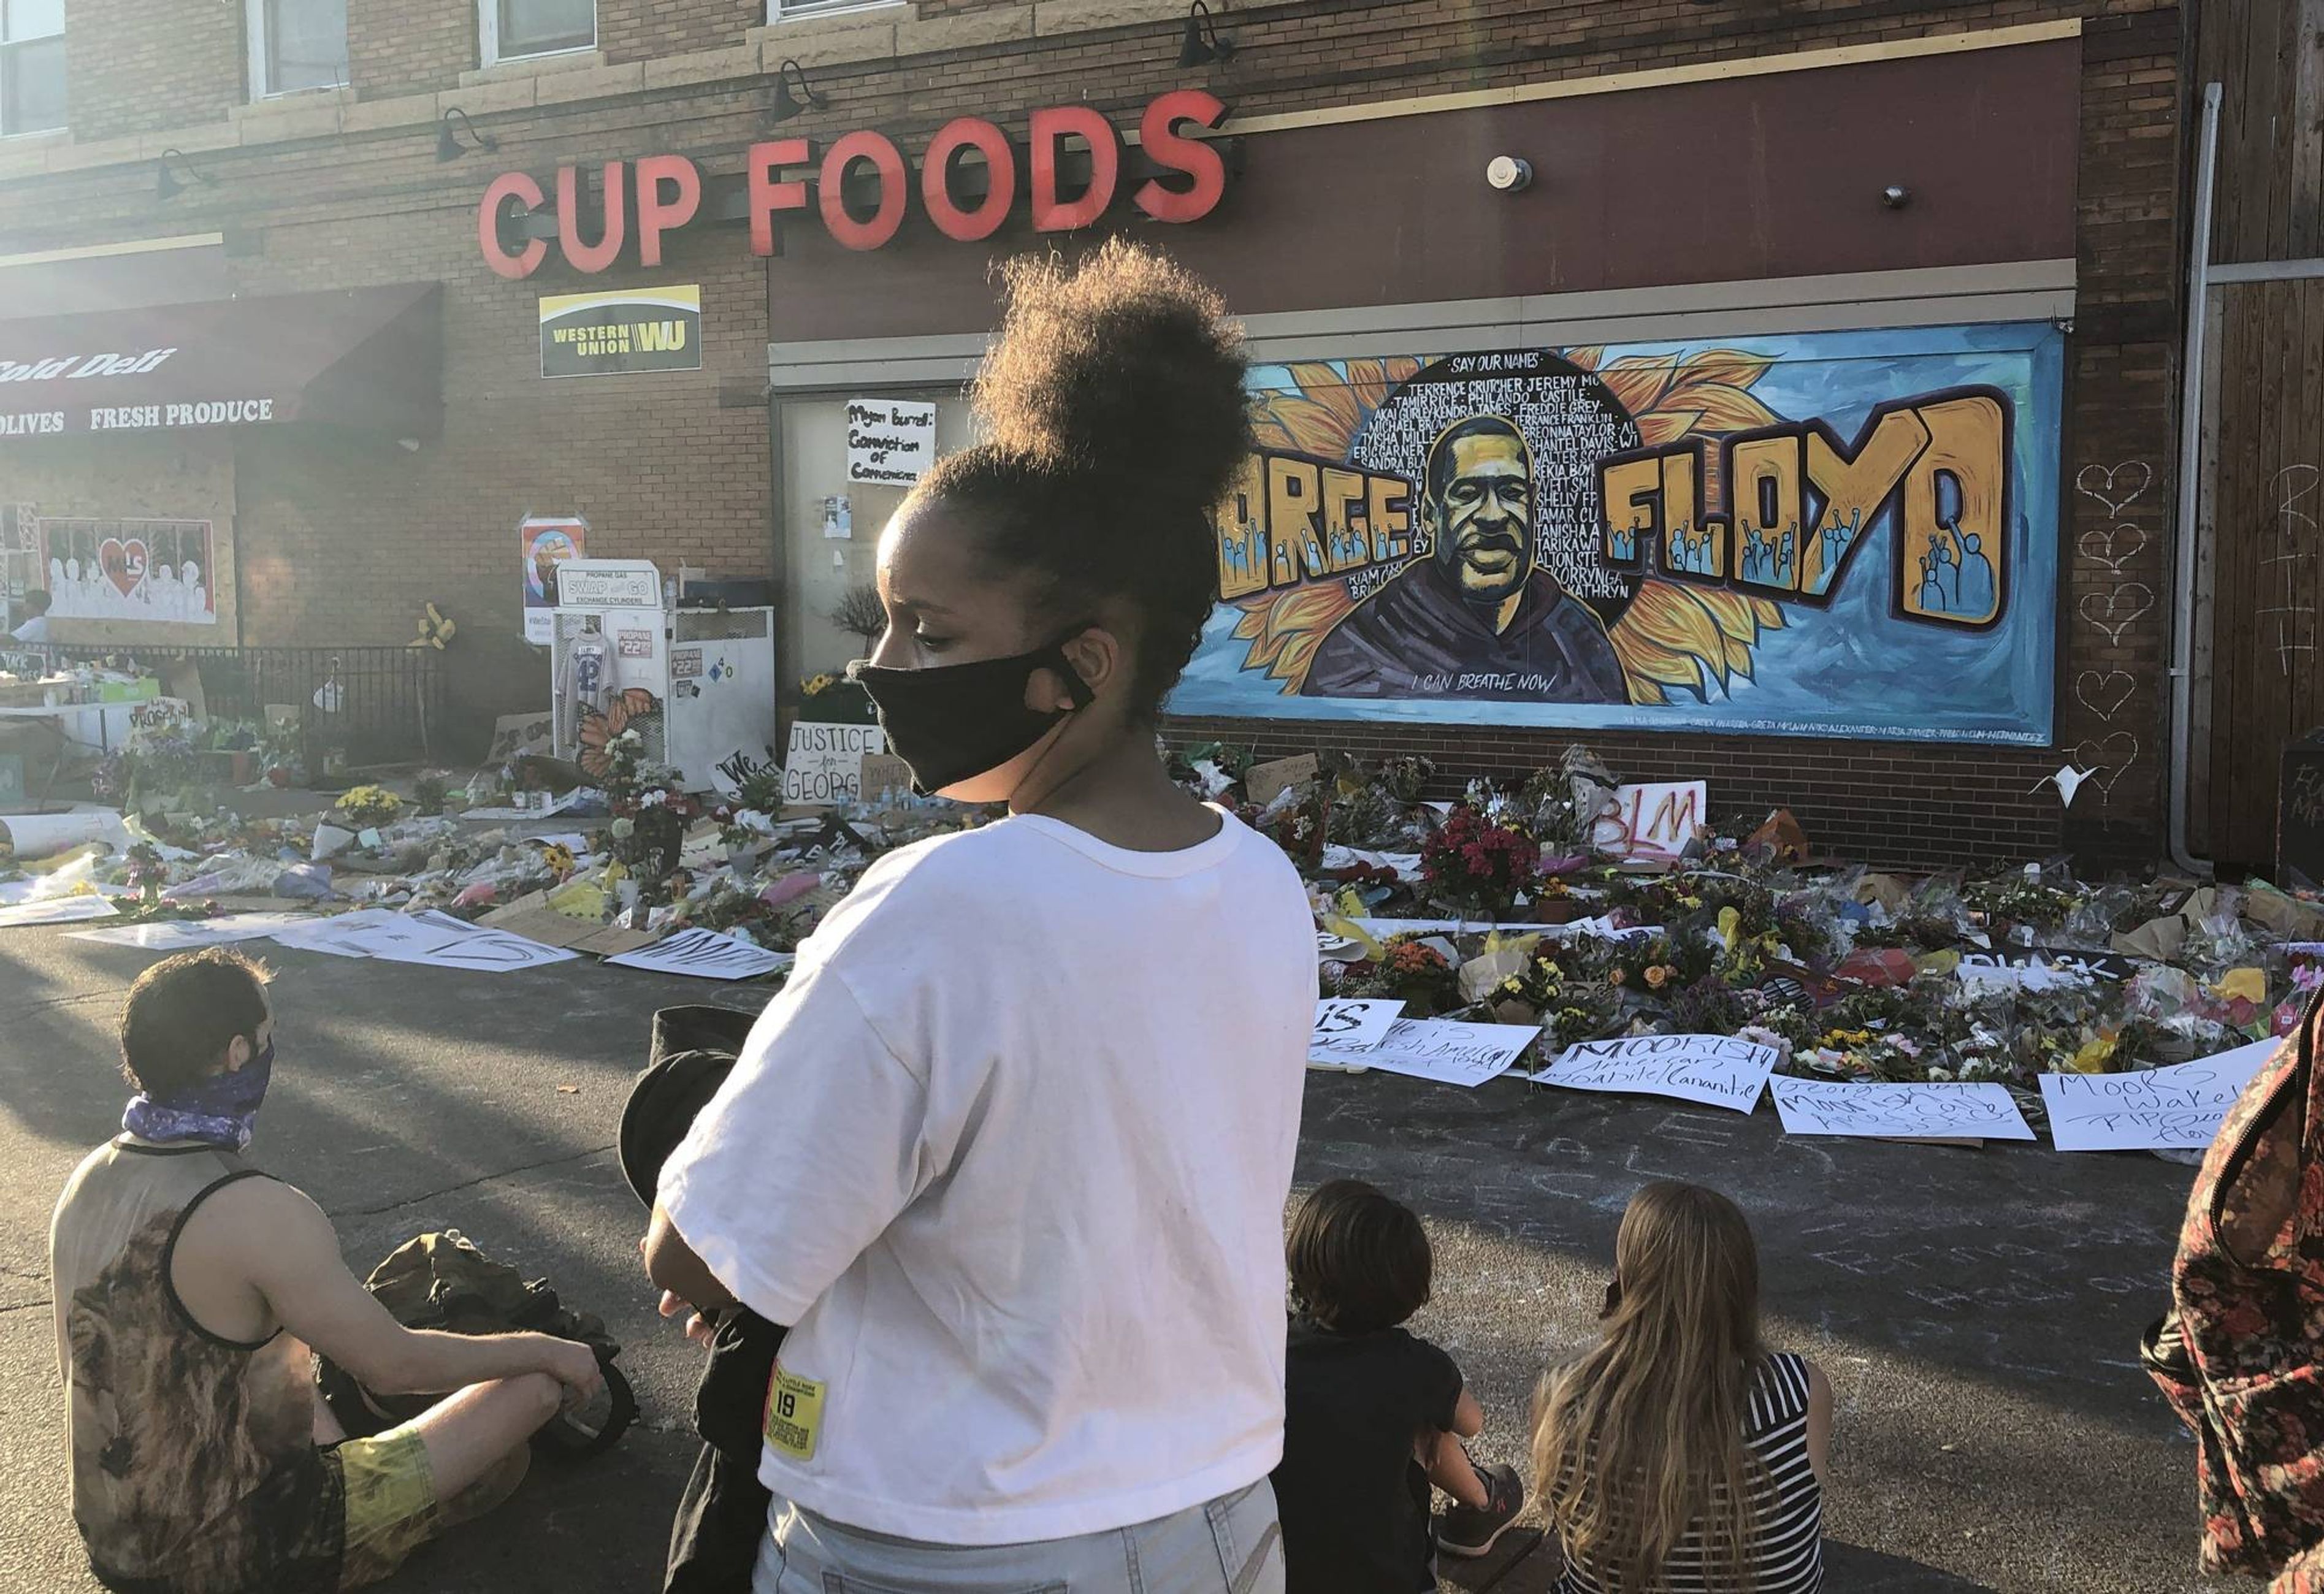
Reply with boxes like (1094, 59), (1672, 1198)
(483, 0), (595, 65)
(0, 0), (65, 138)
(767, 0), (903, 20)
(247, 0), (348, 97)
(778, 392), (978, 692)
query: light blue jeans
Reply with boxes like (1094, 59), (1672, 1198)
(752, 1479), (1286, 1594)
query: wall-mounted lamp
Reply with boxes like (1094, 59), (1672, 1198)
(767, 59), (825, 124)
(1486, 155), (1533, 194)
(1179, 1), (1235, 67)
(436, 107), (500, 162)
(1881, 184), (1911, 209)
(155, 148), (216, 202)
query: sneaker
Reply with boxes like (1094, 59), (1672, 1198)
(1437, 1462), (1526, 1559)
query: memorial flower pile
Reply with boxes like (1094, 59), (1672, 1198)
(1421, 803), (1542, 917)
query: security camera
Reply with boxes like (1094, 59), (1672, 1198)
(1486, 156), (1533, 194)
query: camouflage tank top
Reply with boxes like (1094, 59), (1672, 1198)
(49, 1138), (345, 1593)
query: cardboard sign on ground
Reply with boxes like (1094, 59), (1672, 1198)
(1245, 754), (1320, 809)
(480, 891), (659, 955)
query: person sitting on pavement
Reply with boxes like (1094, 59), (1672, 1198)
(1271, 1179), (1526, 1593)
(47, 947), (605, 1594)
(1533, 1181), (1832, 1594)
(644, 239), (1316, 1593)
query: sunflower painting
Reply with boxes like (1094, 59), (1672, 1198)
(1184, 323), (2065, 749)
(1221, 349), (1784, 709)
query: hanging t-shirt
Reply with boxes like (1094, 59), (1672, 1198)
(660, 807), (1315, 1546)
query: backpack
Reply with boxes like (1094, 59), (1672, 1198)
(2144, 990), (2324, 1588)
(315, 1229), (637, 1459)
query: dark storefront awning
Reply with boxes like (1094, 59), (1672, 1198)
(0, 283), (441, 440)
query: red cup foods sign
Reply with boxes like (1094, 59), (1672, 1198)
(478, 90), (1229, 280)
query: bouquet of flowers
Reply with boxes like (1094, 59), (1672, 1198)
(1421, 803), (1540, 917)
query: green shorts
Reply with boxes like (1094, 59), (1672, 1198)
(332, 1423), (440, 1590)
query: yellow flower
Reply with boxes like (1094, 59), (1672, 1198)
(1610, 967), (1627, 986)
(1645, 965), (1670, 990)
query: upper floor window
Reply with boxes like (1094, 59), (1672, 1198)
(768, 0), (901, 17)
(0, 0), (64, 137)
(483, 0), (595, 65)
(248, 0), (349, 97)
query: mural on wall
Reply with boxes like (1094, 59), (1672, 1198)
(1177, 324), (2063, 744)
(37, 518), (216, 625)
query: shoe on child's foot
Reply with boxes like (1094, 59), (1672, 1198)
(1437, 1463), (1525, 1559)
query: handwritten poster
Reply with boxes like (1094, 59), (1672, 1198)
(605, 927), (793, 981)
(1313, 1017), (1539, 1088)
(311, 910), (577, 972)
(782, 722), (887, 805)
(2040, 1042), (2278, 1152)
(1537, 1033), (1777, 1113)
(1769, 1077), (2036, 1141)
(1591, 780), (1708, 861)
(1310, 998), (1403, 1056)
(846, 398), (937, 486)
(1956, 948), (2139, 991)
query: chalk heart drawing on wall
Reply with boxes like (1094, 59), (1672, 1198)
(2066, 462), (2163, 811)
(2078, 523), (2147, 572)
(2074, 669), (2137, 721)
(2078, 584), (2156, 647)
(2074, 461), (2153, 518)
(1176, 324), (2066, 746)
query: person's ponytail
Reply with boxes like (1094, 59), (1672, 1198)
(920, 239), (1250, 719)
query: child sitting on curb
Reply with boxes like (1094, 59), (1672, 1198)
(1271, 1179), (1526, 1592)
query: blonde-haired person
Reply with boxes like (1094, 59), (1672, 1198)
(1533, 1183), (1832, 1594)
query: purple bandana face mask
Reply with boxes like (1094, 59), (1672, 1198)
(123, 1039), (273, 1153)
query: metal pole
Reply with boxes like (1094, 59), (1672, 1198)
(2169, 81), (2223, 878)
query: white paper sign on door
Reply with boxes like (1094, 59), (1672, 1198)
(1537, 1032), (1776, 1113)
(846, 398), (937, 486)
(1769, 1077), (2036, 1141)
(1314, 1018), (1539, 1088)
(2039, 1040), (2278, 1151)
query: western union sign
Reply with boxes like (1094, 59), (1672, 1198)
(538, 285), (702, 378)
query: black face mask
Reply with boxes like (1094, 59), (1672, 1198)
(849, 639), (1095, 795)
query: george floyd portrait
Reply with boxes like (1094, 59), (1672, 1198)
(1301, 413), (1629, 703)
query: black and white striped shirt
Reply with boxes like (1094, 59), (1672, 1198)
(1554, 1351), (1824, 1594)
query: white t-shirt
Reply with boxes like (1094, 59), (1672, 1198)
(10, 614), (48, 643)
(660, 807), (1314, 1546)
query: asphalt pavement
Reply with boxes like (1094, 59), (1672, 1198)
(0, 925), (2208, 1593)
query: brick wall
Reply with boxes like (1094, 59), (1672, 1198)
(600, 0), (755, 65)
(0, 0), (2195, 863)
(64, 0), (239, 142)
(349, 0), (472, 101)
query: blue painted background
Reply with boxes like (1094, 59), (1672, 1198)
(1173, 322), (2063, 746)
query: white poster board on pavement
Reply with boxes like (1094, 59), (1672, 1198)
(1537, 1032), (1776, 1113)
